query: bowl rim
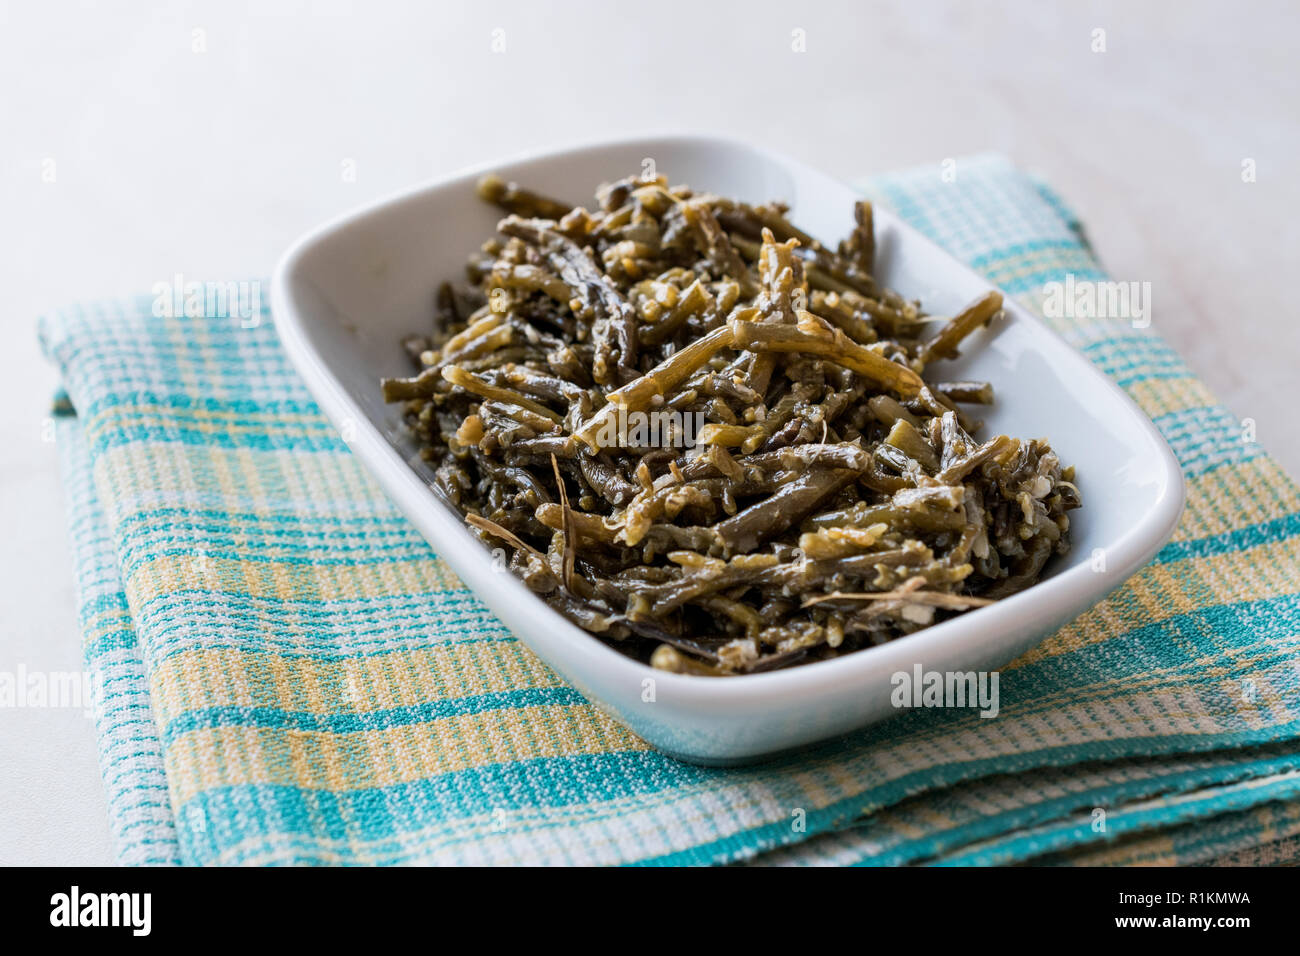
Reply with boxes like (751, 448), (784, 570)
(271, 131), (1186, 705)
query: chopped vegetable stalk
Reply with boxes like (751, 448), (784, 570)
(381, 172), (1081, 674)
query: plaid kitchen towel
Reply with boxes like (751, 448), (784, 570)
(40, 155), (1300, 866)
(55, 401), (181, 866)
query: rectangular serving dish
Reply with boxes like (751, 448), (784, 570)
(272, 135), (1184, 764)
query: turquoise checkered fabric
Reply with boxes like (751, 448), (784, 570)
(41, 155), (1300, 866)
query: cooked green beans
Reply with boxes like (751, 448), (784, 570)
(381, 172), (1081, 675)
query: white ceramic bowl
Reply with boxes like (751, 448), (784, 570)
(272, 135), (1184, 765)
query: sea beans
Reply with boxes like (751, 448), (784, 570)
(380, 172), (1081, 674)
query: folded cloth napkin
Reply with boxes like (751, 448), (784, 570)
(41, 155), (1300, 867)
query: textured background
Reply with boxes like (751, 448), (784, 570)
(1, 0), (1295, 865)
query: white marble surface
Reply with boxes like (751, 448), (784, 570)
(1, 0), (1296, 865)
